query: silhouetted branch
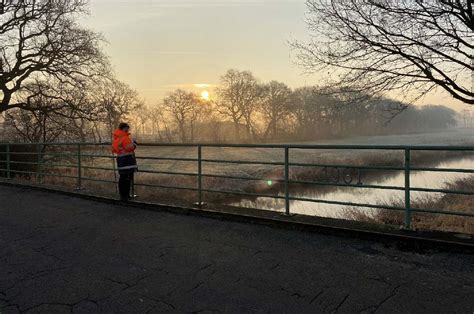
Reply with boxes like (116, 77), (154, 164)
(291, 0), (473, 105)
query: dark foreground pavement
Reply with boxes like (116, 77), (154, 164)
(0, 186), (473, 313)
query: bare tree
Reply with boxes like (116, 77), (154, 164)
(129, 105), (151, 140)
(292, 0), (473, 104)
(94, 78), (143, 138)
(290, 87), (332, 139)
(5, 94), (81, 143)
(216, 69), (263, 140)
(0, 0), (107, 113)
(3, 79), (102, 142)
(162, 89), (202, 143)
(260, 81), (293, 140)
(150, 104), (173, 142)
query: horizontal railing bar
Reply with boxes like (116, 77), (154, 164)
(201, 159), (284, 166)
(201, 188), (286, 199)
(8, 160), (40, 165)
(410, 187), (474, 196)
(43, 152), (80, 158)
(11, 172), (473, 196)
(137, 143), (474, 151)
(42, 164), (78, 169)
(80, 154), (115, 159)
(81, 177), (116, 184)
(289, 196), (405, 211)
(4, 151), (39, 155)
(2, 142), (474, 151)
(279, 196), (462, 217)
(8, 169), (35, 175)
(137, 169), (197, 176)
(289, 162), (404, 171)
(7, 169), (77, 180)
(72, 143), (111, 146)
(289, 179), (405, 191)
(201, 173), (285, 182)
(39, 172), (78, 180)
(411, 207), (474, 217)
(409, 167), (474, 174)
(44, 163), (474, 175)
(133, 182), (199, 191)
(135, 143), (198, 147)
(81, 165), (115, 171)
(79, 167), (196, 177)
(404, 147), (474, 151)
(0, 142), (87, 146)
(135, 156), (198, 162)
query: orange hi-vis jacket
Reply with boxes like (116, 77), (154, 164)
(112, 129), (135, 155)
(112, 129), (137, 174)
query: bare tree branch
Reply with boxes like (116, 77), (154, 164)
(0, 0), (109, 113)
(291, 0), (473, 105)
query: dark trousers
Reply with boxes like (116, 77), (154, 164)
(118, 172), (134, 200)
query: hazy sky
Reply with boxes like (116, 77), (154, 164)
(83, 0), (470, 111)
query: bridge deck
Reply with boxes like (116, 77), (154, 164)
(0, 186), (473, 313)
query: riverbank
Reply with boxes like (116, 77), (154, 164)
(344, 176), (474, 235)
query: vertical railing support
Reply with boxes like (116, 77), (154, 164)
(131, 175), (135, 198)
(282, 146), (291, 216)
(37, 143), (43, 184)
(404, 148), (411, 229)
(75, 144), (84, 190)
(6, 144), (11, 180)
(194, 145), (205, 207)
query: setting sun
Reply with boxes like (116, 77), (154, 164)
(201, 90), (210, 101)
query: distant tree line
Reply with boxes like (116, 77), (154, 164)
(141, 69), (457, 143)
(1, 68), (459, 143)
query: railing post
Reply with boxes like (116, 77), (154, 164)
(404, 148), (411, 229)
(37, 143), (43, 184)
(195, 145), (205, 207)
(131, 175), (135, 198)
(283, 146), (291, 216)
(6, 144), (11, 180)
(75, 144), (83, 190)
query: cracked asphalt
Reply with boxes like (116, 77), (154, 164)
(0, 185), (473, 313)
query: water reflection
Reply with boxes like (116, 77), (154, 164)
(236, 157), (474, 218)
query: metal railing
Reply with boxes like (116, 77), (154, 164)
(0, 142), (473, 229)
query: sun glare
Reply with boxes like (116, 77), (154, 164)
(201, 90), (210, 101)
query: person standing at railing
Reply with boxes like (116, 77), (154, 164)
(112, 123), (138, 201)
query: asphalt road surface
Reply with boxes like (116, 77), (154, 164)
(0, 185), (473, 313)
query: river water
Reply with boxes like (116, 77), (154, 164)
(236, 157), (474, 218)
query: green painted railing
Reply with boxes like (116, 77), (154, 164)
(0, 142), (473, 229)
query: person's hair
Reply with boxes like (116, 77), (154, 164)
(118, 122), (130, 130)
